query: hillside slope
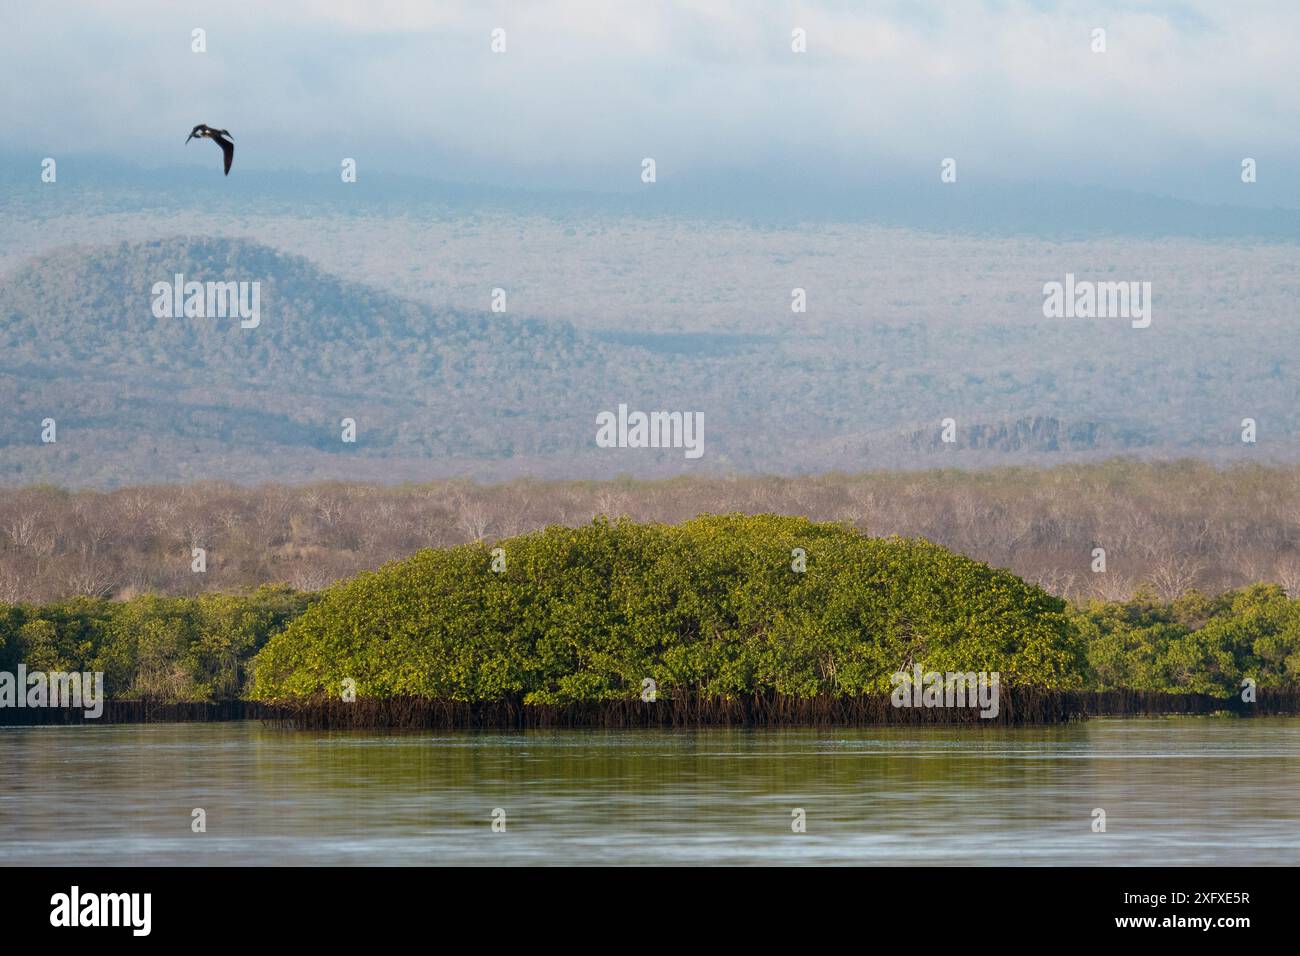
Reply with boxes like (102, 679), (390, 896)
(0, 236), (1293, 485)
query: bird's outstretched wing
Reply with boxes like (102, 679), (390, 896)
(219, 137), (234, 176)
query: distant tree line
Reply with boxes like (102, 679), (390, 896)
(1, 460), (1296, 605)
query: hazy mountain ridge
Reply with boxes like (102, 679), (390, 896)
(0, 237), (595, 385)
(2, 237), (766, 483)
(0, 236), (1293, 487)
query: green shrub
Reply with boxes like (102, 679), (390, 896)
(250, 515), (1085, 703)
(1071, 584), (1300, 694)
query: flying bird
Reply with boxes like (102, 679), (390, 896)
(186, 124), (234, 175)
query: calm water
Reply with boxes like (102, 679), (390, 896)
(2, 718), (1298, 865)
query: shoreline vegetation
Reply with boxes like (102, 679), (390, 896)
(2, 515), (1297, 727)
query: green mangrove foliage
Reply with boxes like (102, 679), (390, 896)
(3, 517), (1297, 705)
(249, 515), (1085, 703)
(1075, 584), (1300, 695)
(0, 586), (313, 701)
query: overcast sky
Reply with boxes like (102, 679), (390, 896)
(4, 1), (1298, 207)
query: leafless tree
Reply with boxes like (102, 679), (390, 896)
(1146, 556), (1206, 601)
(62, 561), (116, 598)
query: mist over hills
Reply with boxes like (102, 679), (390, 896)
(6, 158), (1300, 240)
(0, 235), (1294, 488)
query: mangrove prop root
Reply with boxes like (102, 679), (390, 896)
(3, 687), (1296, 728)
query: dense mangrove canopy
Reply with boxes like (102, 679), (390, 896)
(249, 515), (1085, 702)
(5, 517), (1298, 707)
